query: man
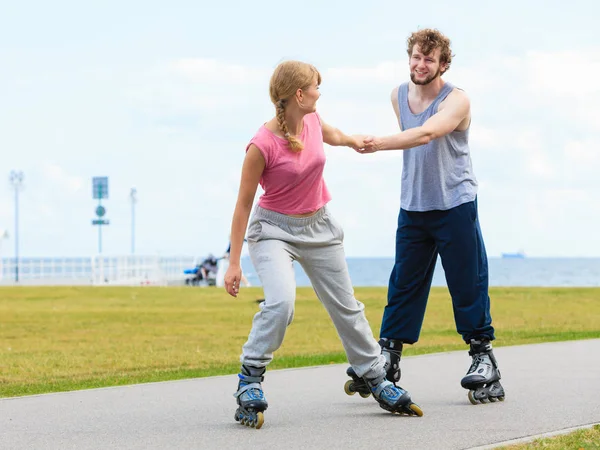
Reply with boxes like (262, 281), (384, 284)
(358, 28), (504, 404)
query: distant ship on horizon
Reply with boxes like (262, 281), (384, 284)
(501, 250), (526, 259)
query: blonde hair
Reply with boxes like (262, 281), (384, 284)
(269, 60), (321, 152)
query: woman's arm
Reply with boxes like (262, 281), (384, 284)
(224, 144), (265, 297)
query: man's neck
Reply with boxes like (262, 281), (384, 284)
(411, 77), (445, 101)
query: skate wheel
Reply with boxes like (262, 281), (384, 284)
(344, 380), (355, 396)
(359, 391), (371, 399)
(467, 390), (478, 405)
(489, 396), (497, 402)
(234, 411), (240, 422)
(498, 396), (505, 402)
(255, 412), (264, 430)
(409, 404), (424, 417)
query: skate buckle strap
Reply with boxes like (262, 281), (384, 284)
(469, 339), (492, 356)
(468, 347), (491, 357)
(365, 371), (386, 389)
(380, 338), (403, 353)
(371, 379), (403, 401)
(238, 373), (264, 383)
(234, 382), (262, 399)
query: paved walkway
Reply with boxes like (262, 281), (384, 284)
(1, 339), (599, 449)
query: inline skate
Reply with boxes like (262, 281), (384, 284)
(233, 365), (268, 429)
(344, 338), (403, 398)
(364, 371), (423, 416)
(461, 338), (505, 404)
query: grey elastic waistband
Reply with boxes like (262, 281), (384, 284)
(254, 205), (327, 227)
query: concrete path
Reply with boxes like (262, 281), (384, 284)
(1, 339), (599, 450)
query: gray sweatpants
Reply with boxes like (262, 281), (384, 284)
(241, 205), (386, 379)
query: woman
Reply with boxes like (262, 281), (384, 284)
(224, 60), (422, 429)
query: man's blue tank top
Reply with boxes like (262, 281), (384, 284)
(398, 81), (478, 211)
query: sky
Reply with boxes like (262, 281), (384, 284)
(1, 0), (599, 259)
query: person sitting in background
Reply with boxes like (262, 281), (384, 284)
(200, 254), (219, 282)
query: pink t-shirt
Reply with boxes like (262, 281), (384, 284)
(246, 112), (332, 215)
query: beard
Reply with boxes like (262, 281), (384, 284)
(410, 67), (441, 85)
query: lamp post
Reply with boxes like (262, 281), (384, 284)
(9, 170), (24, 283)
(130, 188), (137, 254)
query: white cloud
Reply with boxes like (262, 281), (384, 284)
(564, 139), (599, 165)
(525, 50), (600, 97)
(527, 154), (555, 178)
(563, 139), (600, 185)
(0, 198), (10, 222)
(42, 164), (84, 193)
(127, 59), (270, 117)
(524, 188), (594, 240)
(469, 126), (504, 151)
(169, 58), (269, 84)
(521, 50), (600, 129)
(324, 62), (404, 84)
(512, 130), (556, 178)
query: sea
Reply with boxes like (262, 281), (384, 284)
(1, 256), (599, 288)
(241, 257), (600, 288)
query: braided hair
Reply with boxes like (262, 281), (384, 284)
(269, 61), (321, 152)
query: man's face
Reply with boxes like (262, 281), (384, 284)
(409, 45), (446, 85)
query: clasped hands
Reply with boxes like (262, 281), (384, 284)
(350, 135), (382, 154)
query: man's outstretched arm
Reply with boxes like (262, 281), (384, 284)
(362, 90), (470, 152)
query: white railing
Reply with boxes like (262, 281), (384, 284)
(0, 255), (196, 286)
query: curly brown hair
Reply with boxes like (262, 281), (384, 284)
(406, 28), (454, 73)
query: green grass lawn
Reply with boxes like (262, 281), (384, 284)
(0, 286), (599, 398)
(499, 424), (600, 449)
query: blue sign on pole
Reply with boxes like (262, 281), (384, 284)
(92, 177), (109, 199)
(92, 176), (109, 254)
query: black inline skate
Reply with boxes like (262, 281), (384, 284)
(233, 365), (268, 429)
(344, 338), (403, 398)
(461, 338), (505, 405)
(344, 365), (372, 398)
